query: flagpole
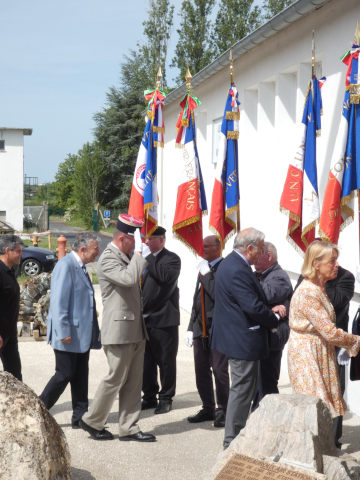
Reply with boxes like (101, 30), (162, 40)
(312, 31), (316, 79)
(229, 46), (241, 233)
(354, 22), (360, 262)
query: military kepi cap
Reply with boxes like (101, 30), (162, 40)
(151, 226), (166, 236)
(116, 214), (143, 236)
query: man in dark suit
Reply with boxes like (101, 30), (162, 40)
(211, 228), (285, 449)
(251, 241), (293, 411)
(141, 226), (181, 414)
(295, 263), (354, 449)
(185, 236), (229, 428)
(40, 232), (102, 429)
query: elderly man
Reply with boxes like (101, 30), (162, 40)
(251, 242), (293, 411)
(211, 228), (285, 449)
(141, 226), (181, 414)
(39, 232), (101, 428)
(80, 214), (156, 442)
(0, 234), (24, 381)
(185, 235), (229, 428)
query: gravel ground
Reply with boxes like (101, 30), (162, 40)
(10, 285), (360, 479)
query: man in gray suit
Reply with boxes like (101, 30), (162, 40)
(80, 214), (156, 442)
(39, 232), (101, 429)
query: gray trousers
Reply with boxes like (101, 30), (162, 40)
(224, 358), (259, 449)
(82, 340), (145, 437)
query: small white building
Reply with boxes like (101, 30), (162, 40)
(0, 128), (32, 231)
(159, 0), (360, 414)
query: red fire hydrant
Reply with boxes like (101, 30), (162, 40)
(56, 234), (67, 260)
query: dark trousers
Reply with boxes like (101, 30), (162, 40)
(0, 336), (22, 381)
(333, 362), (346, 448)
(39, 349), (90, 424)
(224, 358), (259, 449)
(142, 325), (178, 404)
(193, 336), (229, 414)
(251, 349), (283, 412)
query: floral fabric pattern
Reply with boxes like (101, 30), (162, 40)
(288, 279), (360, 418)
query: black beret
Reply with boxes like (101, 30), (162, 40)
(151, 226), (166, 236)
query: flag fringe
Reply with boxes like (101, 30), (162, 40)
(144, 214), (158, 239)
(318, 226), (333, 243)
(285, 235), (305, 258)
(153, 126), (165, 134)
(301, 218), (319, 248)
(154, 141), (164, 148)
(225, 112), (240, 121)
(209, 225), (224, 252)
(227, 131), (239, 140)
(172, 215), (200, 232)
(175, 143), (184, 149)
(279, 206), (301, 236)
(173, 231), (200, 257)
(350, 95), (360, 104)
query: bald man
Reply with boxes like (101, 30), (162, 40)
(185, 236), (229, 428)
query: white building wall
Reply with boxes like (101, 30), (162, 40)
(0, 130), (25, 231)
(161, 0), (360, 416)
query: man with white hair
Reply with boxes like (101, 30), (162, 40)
(211, 228), (285, 449)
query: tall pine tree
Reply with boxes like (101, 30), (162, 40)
(211, 0), (262, 57)
(171, 0), (216, 86)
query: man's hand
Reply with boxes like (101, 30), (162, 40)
(0, 335), (3, 349)
(196, 258), (211, 276)
(142, 244), (151, 258)
(272, 305), (286, 318)
(61, 336), (71, 344)
(184, 331), (193, 347)
(134, 228), (143, 253)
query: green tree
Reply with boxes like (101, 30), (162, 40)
(211, 0), (262, 57)
(262, 0), (294, 20)
(93, 90), (144, 210)
(170, 0), (216, 86)
(54, 154), (77, 208)
(72, 143), (106, 228)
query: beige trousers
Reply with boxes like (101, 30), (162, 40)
(82, 340), (145, 437)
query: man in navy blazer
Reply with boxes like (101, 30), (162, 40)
(211, 228), (285, 449)
(39, 232), (101, 428)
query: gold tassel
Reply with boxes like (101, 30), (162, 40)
(154, 141), (164, 148)
(153, 126), (165, 134)
(225, 112), (240, 121)
(227, 131), (239, 140)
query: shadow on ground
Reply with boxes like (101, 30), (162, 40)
(342, 422), (360, 454)
(71, 467), (97, 479)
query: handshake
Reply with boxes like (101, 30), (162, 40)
(134, 229), (151, 258)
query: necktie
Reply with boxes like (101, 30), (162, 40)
(82, 265), (94, 291)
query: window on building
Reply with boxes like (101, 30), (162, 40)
(0, 212), (6, 222)
(0, 140), (4, 151)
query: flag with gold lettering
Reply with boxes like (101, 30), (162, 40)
(319, 37), (360, 244)
(280, 76), (325, 255)
(128, 87), (166, 238)
(173, 95), (207, 257)
(209, 84), (240, 251)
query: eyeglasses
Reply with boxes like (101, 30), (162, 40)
(147, 236), (164, 241)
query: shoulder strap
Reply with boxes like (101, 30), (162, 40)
(143, 281), (178, 319)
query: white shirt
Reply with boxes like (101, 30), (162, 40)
(209, 257), (222, 269)
(153, 248), (164, 257)
(72, 250), (84, 267)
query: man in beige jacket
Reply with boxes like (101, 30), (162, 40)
(80, 214), (156, 442)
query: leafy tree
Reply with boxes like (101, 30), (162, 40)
(93, 90), (144, 210)
(72, 143), (106, 228)
(262, 0), (294, 20)
(170, 0), (216, 86)
(54, 154), (77, 208)
(211, 0), (263, 57)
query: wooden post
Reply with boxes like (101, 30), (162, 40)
(48, 232), (51, 250)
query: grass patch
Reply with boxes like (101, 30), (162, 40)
(17, 274), (30, 285)
(63, 215), (87, 228)
(92, 273), (99, 284)
(22, 236), (61, 251)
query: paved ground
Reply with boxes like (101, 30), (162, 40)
(11, 287), (360, 479)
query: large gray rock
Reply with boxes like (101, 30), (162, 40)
(0, 372), (71, 479)
(208, 394), (339, 479)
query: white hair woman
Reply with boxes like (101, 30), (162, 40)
(288, 240), (360, 447)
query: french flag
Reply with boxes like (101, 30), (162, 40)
(209, 84), (240, 250)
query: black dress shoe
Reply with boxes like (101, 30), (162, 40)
(214, 412), (226, 428)
(187, 409), (216, 423)
(141, 399), (158, 410)
(72, 420), (81, 429)
(79, 419), (114, 440)
(154, 402), (172, 414)
(119, 431), (156, 442)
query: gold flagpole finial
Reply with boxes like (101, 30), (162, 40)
(185, 62), (192, 89)
(156, 62), (162, 89)
(312, 30), (316, 78)
(354, 21), (360, 45)
(230, 46), (234, 85)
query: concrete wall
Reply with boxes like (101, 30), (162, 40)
(160, 0), (360, 416)
(0, 130), (25, 231)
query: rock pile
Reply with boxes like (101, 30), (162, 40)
(208, 394), (360, 480)
(0, 372), (71, 479)
(19, 273), (51, 336)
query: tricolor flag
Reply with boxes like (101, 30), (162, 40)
(280, 76), (325, 255)
(319, 38), (360, 244)
(128, 88), (166, 238)
(209, 84), (240, 251)
(173, 93), (207, 257)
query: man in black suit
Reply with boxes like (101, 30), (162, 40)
(185, 236), (229, 428)
(295, 263), (354, 449)
(141, 226), (181, 414)
(211, 228), (285, 449)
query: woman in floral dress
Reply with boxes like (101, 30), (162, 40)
(288, 241), (360, 445)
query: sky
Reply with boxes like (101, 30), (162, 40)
(1, 0), (262, 184)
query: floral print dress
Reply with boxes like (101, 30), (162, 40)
(288, 279), (360, 418)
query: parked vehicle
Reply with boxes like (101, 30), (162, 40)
(17, 245), (58, 277)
